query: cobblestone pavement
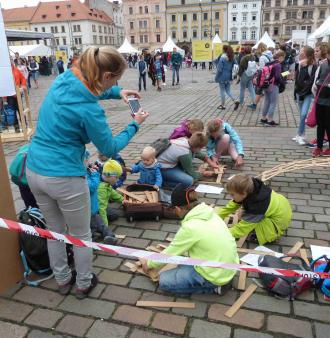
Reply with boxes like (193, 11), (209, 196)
(1, 68), (329, 338)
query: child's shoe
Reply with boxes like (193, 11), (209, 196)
(103, 235), (118, 245)
(58, 270), (77, 295)
(312, 147), (323, 157)
(214, 282), (232, 295)
(247, 103), (257, 110)
(75, 273), (98, 299)
(321, 148), (330, 157)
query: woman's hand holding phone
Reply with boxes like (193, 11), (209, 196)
(134, 108), (149, 125)
(120, 89), (141, 103)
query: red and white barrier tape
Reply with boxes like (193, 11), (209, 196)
(0, 217), (329, 280)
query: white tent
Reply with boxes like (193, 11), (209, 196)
(162, 36), (185, 56)
(9, 44), (51, 57)
(212, 34), (222, 44)
(117, 38), (138, 54)
(253, 32), (275, 49)
(309, 16), (330, 39)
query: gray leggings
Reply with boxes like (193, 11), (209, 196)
(26, 168), (93, 289)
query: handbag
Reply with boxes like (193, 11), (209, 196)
(306, 71), (330, 128)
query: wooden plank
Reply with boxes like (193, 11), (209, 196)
(282, 241), (304, 262)
(156, 244), (168, 250)
(237, 271), (247, 291)
(136, 301), (195, 309)
(124, 261), (159, 282)
(124, 261), (137, 272)
(116, 188), (145, 202)
(237, 248), (277, 256)
(146, 246), (162, 253)
(145, 191), (153, 203)
(225, 284), (258, 318)
(152, 191), (159, 203)
(300, 248), (309, 265)
(236, 235), (248, 248)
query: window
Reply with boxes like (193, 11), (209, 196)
(304, 0), (314, 4)
(252, 14), (257, 21)
(172, 14), (176, 22)
(243, 4), (248, 8)
(92, 25), (96, 32)
(183, 14), (187, 22)
(193, 30), (197, 38)
(232, 14), (237, 22)
(274, 12), (280, 20)
(99, 36), (103, 44)
(242, 13), (247, 21)
(42, 27), (45, 32)
(144, 35), (148, 43)
(274, 27), (279, 35)
(105, 36), (108, 44)
(155, 4), (160, 13)
(130, 36), (135, 44)
(320, 10), (325, 19)
(203, 30), (208, 37)
(302, 11), (313, 19)
(193, 13), (197, 21)
(183, 30), (187, 39)
(130, 21), (134, 29)
(181, 0), (185, 4)
(231, 31), (236, 40)
(215, 29), (219, 35)
(264, 13), (270, 21)
(55, 38), (60, 46)
(265, 0), (271, 6)
(63, 37), (66, 45)
(156, 19), (160, 28)
(275, 0), (281, 5)
(75, 37), (82, 45)
(172, 31), (176, 39)
(307, 25), (312, 33)
(93, 35), (97, 44)
(139, 21), (143, 29)
(233, 4), (237, 9)
(140, 35), (143, 43)
(103, 26), (106, 33)
(129, 7), (133, 15)
(145, 6), (148, 13)
(321, 0), (327, 4)
(156, 34), (161, 42)
(61, 25), (65, 33)
(203, 12), (208, 20)
(253, 3), (257, 7)
(285, 26), (291, 34)
(139, 6), (143, 14)
(99, 25), (102, 33)
(34, 27), (38, 32)
(215, 12), (219, 20)
(251, 30), (256, 39)
(308, 11), (313, 19)
(242, 30), (247, 40)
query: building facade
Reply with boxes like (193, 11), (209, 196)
(261, 0), (330, 42)
(166, 0), (228, 52)
(122, 0), (167, 50)
(227, 0), (262, 43)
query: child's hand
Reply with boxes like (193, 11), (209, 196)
(203, 170), (214, 177)
(139, 258), (149, 274)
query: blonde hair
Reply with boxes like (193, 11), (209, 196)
(188, 132), (208, 148)
(188, 119), (204, 134)
(257, 42), (267, 56)
(78, 46), (127, 95)
(226, 174), (254, 195)
(142, 146), (156, 159)
(207, 119), (223, 135)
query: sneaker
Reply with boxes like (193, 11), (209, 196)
(259, 118), (267, 124)
(247, 103), (257, 110)
(265, 121), (279, 126)
(321, 148), (330, 157)
(75, 273), (98, 300)
(218, 105), (226, 110)
(176, 82), (179, 85)
(214, 282), (232, 295)
(58, 270), (77, 295)
(292, 135), (299, 141)
(312, 147), (323, 157)
(305, 142), (317, 149)
(296, 136), (306, 146)
(103, 235), (118, 245)
(234, 101), (239, 111)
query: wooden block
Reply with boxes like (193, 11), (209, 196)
(145, 191), (153, 203)
(136, 301), (195, 309)
(146, 246), (162, 253)
(115, 234), (126, 239)
(300, 248), (309, 265)
(236, 235), (248, 248)
(124, 261), (138, 272)
(237, 248), (277, 256)
(156, 244), (168, 250)
(117, 188), (145, 202)
(152, 191), (159, 203)
(216, 173), (222, 184)
(225, 283), (258, 318)
(282, 241), (304, 262)
(237, 271), (247, 291)
(124, 262), (159, 282)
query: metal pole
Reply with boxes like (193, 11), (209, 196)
(199, 0), (203, 40)
(210, 0), (213, 39)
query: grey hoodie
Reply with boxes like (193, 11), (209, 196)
(259, 51), (273, 69)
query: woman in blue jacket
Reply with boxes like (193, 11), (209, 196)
(215, 45), (238, 110)
(26, 47), (149, 299)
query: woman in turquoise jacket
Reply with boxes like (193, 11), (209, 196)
(26, 47), (149, 299)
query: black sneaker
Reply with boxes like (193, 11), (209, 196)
(58, 270), (77, 295)
(75, 273), (98, 300)
(234, 101), (239, 111)
(103, 235), (118, 245)
(259, 118), (267, 124)
(265, 121), (279, 126)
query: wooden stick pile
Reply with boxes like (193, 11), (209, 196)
(198, 164), (226, 185)
(117, 188), (159, 204)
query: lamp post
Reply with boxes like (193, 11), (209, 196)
(210, 0), (213, 39)
(199, 0), (203, 39)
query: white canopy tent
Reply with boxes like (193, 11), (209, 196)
(308, 16), (330, 39)
(212, 34), (222, 44)
(9, 44), (51, 57)
(253, 32), (275, 49)
(162, 36), (185, 56)
(117, 38), (138, 54)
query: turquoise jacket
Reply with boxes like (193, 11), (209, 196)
(9, 144), (29, 185)
(27, 70), (139, 177)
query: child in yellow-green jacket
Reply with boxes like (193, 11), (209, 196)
(98, 159), (124, 226)
(217, 174), (292, 245)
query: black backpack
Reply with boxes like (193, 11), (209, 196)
(151, 138), (171, 158)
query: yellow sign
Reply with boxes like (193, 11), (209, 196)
(213, 43), (223, 59)
(55, 50), (68, 63)
(192, 40), (213, 62)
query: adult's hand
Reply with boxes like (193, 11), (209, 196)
(134, 108), (149, 125)
(120, 89), (141, 103)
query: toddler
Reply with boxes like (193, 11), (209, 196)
(169, 119), (204, 140)
(217, 174), (292, 245)
(128, 146), (162, 190)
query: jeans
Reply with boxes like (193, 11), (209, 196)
(18, 182), (38, 209)
(161, 166), (193, 188)
(219, 82), (235, 106)
(262, 85), (279, 119)
(172, 65), (180, 84)
(139, 73), (146, 91)
(159, 265), (217, 294)
(239, 73), (256, 104)
(296, 94), (313, 136)
(26, 168), (93, 289)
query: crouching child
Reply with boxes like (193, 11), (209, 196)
(217, 174), (292, 245)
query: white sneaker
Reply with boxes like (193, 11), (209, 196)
(162, 82), (167, 86)
(292, 135), (299, 141)
(296, 136), (306, 145)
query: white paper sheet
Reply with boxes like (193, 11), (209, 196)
(195, 184), (223, 195)
(240, 246), (284, 266)
(310, 245), (330, 260)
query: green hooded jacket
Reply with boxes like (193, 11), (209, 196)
(148, 203), (239, 286)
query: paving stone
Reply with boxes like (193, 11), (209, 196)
(25, 308), (63, 329)
(314, 322), (330, 338)
(208, 304), (264, 329)
(234, 329), (273, 338)
(113, 305), (153, 326)
(58, 295), (116, 319)
(304, 238), (329, 248)
(93, 256), (122, 269)
(89, 283), (106, 298)
(122, 237), (150, 249)
(56, 314), (94, 337)
(152, 313), (188, 335)
(0, 320), (28, 338)
(292, 212), (313, 221)
(314, 214), (330, 222)
(27, 330), (64, 338)
(86, 320), (129, 338)
(294, 302), (330, 322)
(0, 298), (33, 321)
(316, 231), (330, 241)
(13, 286), (64, 308)
(173, 299), (207, 318)
(287, 228), (314, 238)
(304, 222), (328, 231)
(142, 229), (168, 240)
(98, 270), (132, 286)
(161, 223), (180, 232)
(114, 226), (143, 237)
(130, 329), (172, 338)
(267, 315), (313, 338)
(101, 284), (141, 304)
(189, 319), (231, 338)
(244, 293), (291, 314)
(41, 277), (58, 291)
(190, 290), (238, 305)
(130, 275), (157, 291)
(134, 221), (162, 230)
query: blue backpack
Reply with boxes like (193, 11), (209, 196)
(311, 255), (330, 301)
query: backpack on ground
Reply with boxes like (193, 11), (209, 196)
(253, 63), (275, 89)
(151, 138), (171, 158)
(245, 60), (257, 78)
(258, 255), (313, 300)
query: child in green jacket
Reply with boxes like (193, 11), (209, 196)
(98, 159), (124, 226)
(217, 174), (292, 245)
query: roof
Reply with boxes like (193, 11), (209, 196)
(2, 6), (37, 23)
(5, 29), (54, 41)
(30, 0), (113, 25)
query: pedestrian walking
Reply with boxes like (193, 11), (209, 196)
(138, 54), (147, 91)
(171, 47), (182, 86)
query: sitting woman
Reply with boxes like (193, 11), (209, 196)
(217, 174), (292, 245)
(140, 202), (239, 295)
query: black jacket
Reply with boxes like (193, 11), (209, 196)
(295, 64), (317, 99)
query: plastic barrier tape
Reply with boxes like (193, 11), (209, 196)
(1, 218), (329, 280)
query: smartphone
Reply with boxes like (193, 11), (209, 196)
(281, 71), (290, 77)
(128, 97), (141, 117)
